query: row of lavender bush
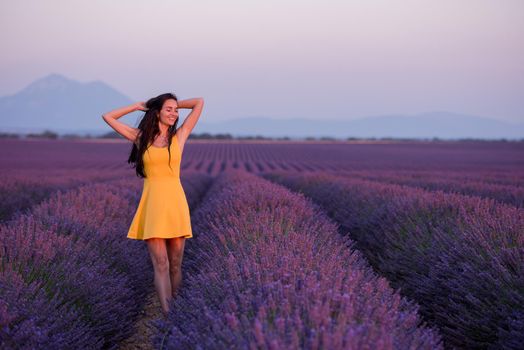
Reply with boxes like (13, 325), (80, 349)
(151, 169), (443, 349)
(0, 168), (132, 222)
(1, 179), (142, 349)
(344, 170), (524, 208)
(338, 169), (524, 188)
(0, 172), (212, 349)
(263, 171), (524, 349)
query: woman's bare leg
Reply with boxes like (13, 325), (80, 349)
(166, 237), (185, 298)
(146, 238), (172, 316)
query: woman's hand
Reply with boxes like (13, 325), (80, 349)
(134, 102), (149, 111)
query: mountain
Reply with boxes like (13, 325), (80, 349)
(1, 74), (522, 139)
(194, 112), (524, 140)
(0, 73), (135, 134)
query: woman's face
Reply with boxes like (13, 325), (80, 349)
(157, 99), (179, 126)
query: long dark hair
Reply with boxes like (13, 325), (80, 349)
(127, 93), (179, 178)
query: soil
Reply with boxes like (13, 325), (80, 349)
(117, 289), (164, 350)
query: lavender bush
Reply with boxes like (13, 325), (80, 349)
(264, 171), (524, 349)
(0, 263), (97, 349)
(0, 214), (129, 349)
(1, 173), (213, 348)
(0, 168), (131, 222)
(345, 170), (524, 208)
(151, 170), (443, 349)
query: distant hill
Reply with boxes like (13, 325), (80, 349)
(1, 73), (522, 140)
(0, 73), (136, 135)
(194, 112), (524, 140)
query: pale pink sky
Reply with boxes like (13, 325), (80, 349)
(1, 0), (523, 122)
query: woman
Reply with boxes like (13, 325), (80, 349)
(102, 93), (204, 316)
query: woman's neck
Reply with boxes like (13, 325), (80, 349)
(158, 123), (170, 137)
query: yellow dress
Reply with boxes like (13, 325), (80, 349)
(127, 133), (192, 240)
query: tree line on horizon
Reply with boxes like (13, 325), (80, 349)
(0, 129), (520, 142)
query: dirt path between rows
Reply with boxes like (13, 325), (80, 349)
(118, 289), (163, 350)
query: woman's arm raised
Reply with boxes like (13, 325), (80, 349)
(176, 97), (204, 144)
(102, 102), (146, 143)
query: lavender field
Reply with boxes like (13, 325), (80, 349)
(1, 137), (523, 349)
